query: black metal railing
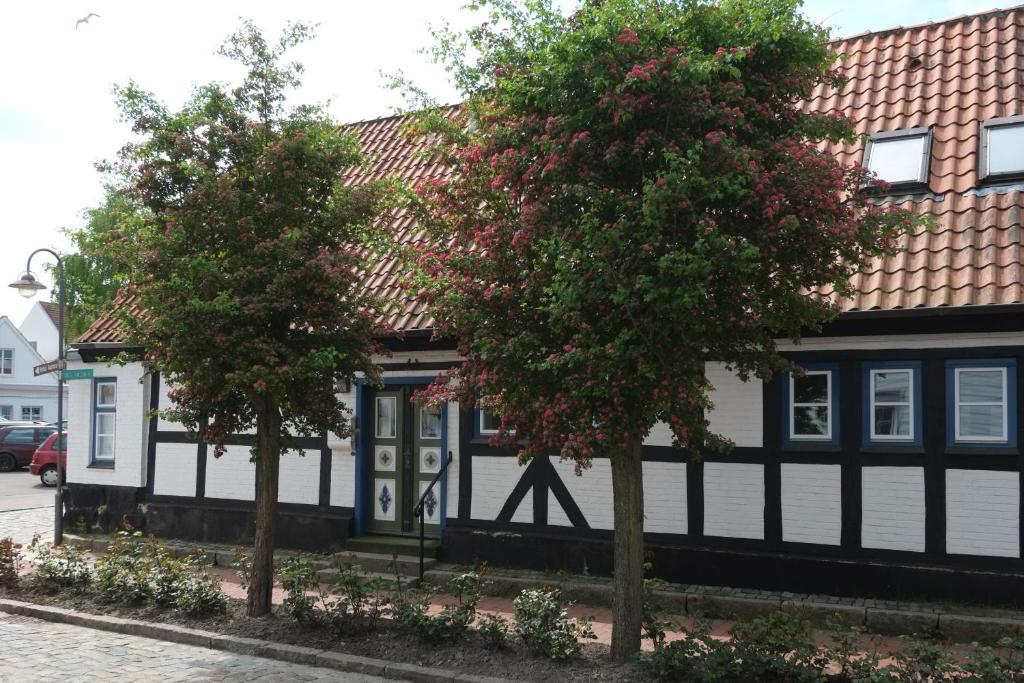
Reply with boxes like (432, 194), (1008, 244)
(413, 451), (453, 581)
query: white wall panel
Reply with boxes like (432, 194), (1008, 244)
(781, 464), (841, 545)
(152, 443), (198, 497)
(703, 462), (764, 539)
(277, 449), (320, 505)
(862, 467), (925, 552)
(706, 362), (763, 447)
(471, 457), (530, 521)
(331, 451), (356, 508)
(946, 469), (1020, 558)
(205, 444), (256, 501)
(643, 462), (687, 534)
(549, 457), (614, 529)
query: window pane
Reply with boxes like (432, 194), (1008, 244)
(97, 383), (116, 406)
(959, 405), (1004, 438)
(988, 124), (1024, 175)
(481, 410), (501, 432)
(375, 398), (396, 438)
(793, 374), (828, 404)
(96, 412), (116, 436)
(959, 370), (1004, 403)
(874, 405), (911, 437)
(874, 371), (910, 403)
(420, 405), (442, 439)
(794, 406), (829, 436)
(96, 435), (115, 459)
(868, 135), (927, 184)
(0, 406), (10, 420)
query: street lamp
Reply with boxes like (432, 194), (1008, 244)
(9, 249), (66, 545)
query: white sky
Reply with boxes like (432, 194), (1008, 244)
(0, 0), (1005, 325)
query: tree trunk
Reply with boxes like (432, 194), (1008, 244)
(610, 435), (645, 661)
(247, 398), (282, 617)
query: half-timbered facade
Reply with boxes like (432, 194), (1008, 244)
(65, 6), (1024, 603)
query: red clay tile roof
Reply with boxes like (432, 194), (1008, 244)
(77, 5), (1024, 343)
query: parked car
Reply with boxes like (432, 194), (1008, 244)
(30, 432), (66, 487)
(0, 425), (57, 472)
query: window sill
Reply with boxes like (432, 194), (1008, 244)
(861, 444), (924, 454)
(780, 443), (842, 453)
(944, 445), (1018, 456)
(87, 461), (115, 470)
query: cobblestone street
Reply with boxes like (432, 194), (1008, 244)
(0, 505), (52, 546)
(0, 612), (395, 683)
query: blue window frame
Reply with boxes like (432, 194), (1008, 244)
(781, 363), (840, 449)
(861, 361), (923, 451)
(91, 378), (117, 464)
(945, 359), (1017, 452)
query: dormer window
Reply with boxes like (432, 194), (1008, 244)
(980, 116), (1024, 181)
(863, 127), (932, 190)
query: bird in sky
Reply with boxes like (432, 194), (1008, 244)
(75, 13), (100, 29)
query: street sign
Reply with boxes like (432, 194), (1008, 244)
(61, 368), (94, 381)
(33, 359), (66, 376)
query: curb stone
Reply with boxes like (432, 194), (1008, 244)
(939, 613), (1024, 644)
(865, 608), (939, 636)
(780, 601), (866, 629)
(0, 599), (511, 682)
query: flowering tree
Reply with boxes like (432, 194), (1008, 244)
(411, 0), (922, 658)
(110, 22), (387, 616)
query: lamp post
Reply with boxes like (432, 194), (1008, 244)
(9, 249), (66, 545)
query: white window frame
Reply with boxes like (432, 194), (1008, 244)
(21, 406), (43, 421)
(789, 371), (832, 440)
(479, 409), (500, 435)
(0, 349), (12, 375)
(96, 381), (117, 408)
(0, 405), (11, 420)
(954, 366), (1008, 443)
(869, 368), (914, 441)
(374, 397), (397, 439)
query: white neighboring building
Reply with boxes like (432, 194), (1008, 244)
(0, 315), (64, 422)
(19, 301), (62, 362)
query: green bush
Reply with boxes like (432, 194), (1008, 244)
(27, 535), (91, 591)
(513, 587), (596, 661)
(325, 561), (390, 635)
(93, 531), (152, 604)
(174, 568), (227, 617)
(277, 554), (324, 625)
(477, 613), (511, 650)
(393, 568), (486, 643)
(729, 612), (828, 682)
(0, 537), (23, 588)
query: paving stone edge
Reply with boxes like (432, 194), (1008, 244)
(0, 599), (509, 683)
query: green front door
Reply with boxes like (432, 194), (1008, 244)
(368, 387), (444, 535)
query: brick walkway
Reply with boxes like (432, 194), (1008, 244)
(0, 611), (395, 683)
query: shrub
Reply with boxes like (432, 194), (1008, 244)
(326, 561), (390, 635)
(477, 613), (511, 650)
(729, 611), (828, 681)
(27, 535), (91, 591)
(0, 537), (23, 588)
(230, 546), (252, 591)
(513, 587), (596, 661)
(277, 554), (324, 625)
(174, 566), (227, 617)
(889, 640), (959, 682)
(393, 568), (486, 643)
(93, 531), (152, 604)
(642, 620), (740, 682)
(150, 544), (188, 608)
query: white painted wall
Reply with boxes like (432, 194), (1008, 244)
(0, 316), (63, 422)
(549, 457), (614, 529)
(278, 449), (321, 505)
(946, 469), (1020, 558)
(204, 444), (256, 500)
(781, 464), (842, 545)
(18, 303), (58, 362)
(703, 462), (765, 539)
(642, 462), (687, 534)
(66, 359), (149, 488)
(471, 456), (530, 521)
(152, 443), (198, 497)
(445, 400), (460, 518)
(706, 362), (764, 447)
(861, 467), (925, 552)
(331, 452), (356, 507)
(157, 379), (187, 432)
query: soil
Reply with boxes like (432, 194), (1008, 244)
(0, 585), (647, 682)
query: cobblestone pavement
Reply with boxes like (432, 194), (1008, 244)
(0, 612), (398, 683)
(0, 506), (52, 546)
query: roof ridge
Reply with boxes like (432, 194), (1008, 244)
(829, 3), (1023, 44)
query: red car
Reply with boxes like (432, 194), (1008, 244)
(30, 432), (66, 487)
(0, 425), (56, 472)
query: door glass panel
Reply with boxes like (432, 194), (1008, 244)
(375, 397), (396, 438)
(419, 404), (442, 439)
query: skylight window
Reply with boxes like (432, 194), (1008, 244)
(863, 127), (932, 189)
(980, 117), (1024, 180)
